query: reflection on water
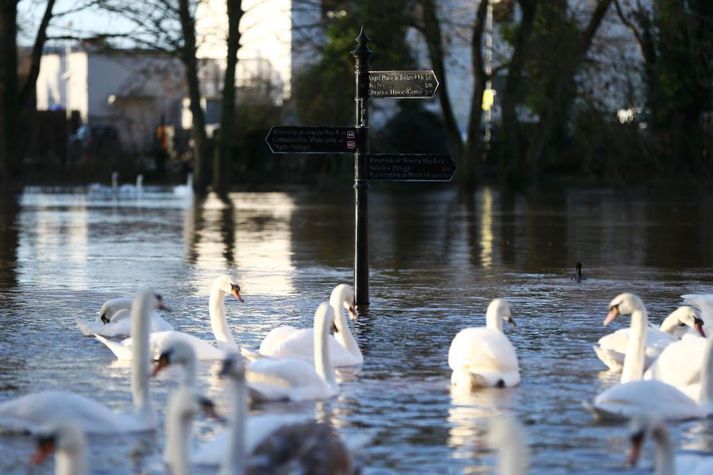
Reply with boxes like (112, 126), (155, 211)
(0, 185), (713, 474)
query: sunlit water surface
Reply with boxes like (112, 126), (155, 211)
(1, 185), (713, 474)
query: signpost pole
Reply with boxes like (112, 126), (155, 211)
(352, 27), (371, 309)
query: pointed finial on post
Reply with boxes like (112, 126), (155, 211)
(351, 26), (373, 58)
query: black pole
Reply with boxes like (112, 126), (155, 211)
(352, 27), (371, 308)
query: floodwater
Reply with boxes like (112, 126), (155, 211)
(1, 184), (713, 474)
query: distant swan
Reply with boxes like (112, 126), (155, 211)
(448, 298), (520, 388)
(593, 306), (704, 371)
(259, 284), (362, 366)
(30, 421), (87, 475)
(76, 293), (173, 337)
(0, 291), (157, 434)
(586, 293), (708, 421)
(173, 173), (193, 197)
(95, 275), (245, 361)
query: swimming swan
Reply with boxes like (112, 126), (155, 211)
(448, 298), (520, 389)
(95, 275), (245, 361)
(0, 291), (157, 434)
(258, 284), (362, 366)
(586, 293), (710, 421)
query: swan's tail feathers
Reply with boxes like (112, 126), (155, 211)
(451, 369), (520, 389)
(95, 334), (132, 360)
(76, 318), (101, 336)
(592, 345), (624, 371)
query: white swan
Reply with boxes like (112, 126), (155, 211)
(485, 414), (530, 475)
(0, 291), (156, 434)
(95, 275), (245, 361)
(247, 302), (339, 401)
(30, 421), (87, 475)
(628, 416), (713, 475)
(586, 293), (707, 421)
(173, 172), (194, 197)
(258, 284), (362, 366)
(195, 354), (356, 474)
(593, 305), (704, 371)
(76, 293), (173, 337)
(448, 298), (520, 389)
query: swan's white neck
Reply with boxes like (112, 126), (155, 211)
(220, 372), (247, 475)
(56, 446), (86, 475)
(652, 427), (676, 475)
(165, 392), (193, 475)
(330, 300), (361, 360)
(210, 286), (237, 350)
(486, 308), (504, 333)
(314, 310), (337, 390)
(698, 335), (713, 412)
(621, 308), (648, 383)
(130, 293), (153, 420)
(658, 308), (686, 334)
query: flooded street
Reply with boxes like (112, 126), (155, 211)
(1, 185), (713, 474)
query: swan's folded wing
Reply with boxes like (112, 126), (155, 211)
(448, 328), (519, 374)
(592, 380), (704, 421)
(259, 326), (301, 356)
(644, 334), (705, 387)
(76, 318), (102, 336)
(95, 334), (133, 360)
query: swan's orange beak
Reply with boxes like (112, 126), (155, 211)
(627, 431), (645, 467)
(151, 353), (170, 377)
(604, 306), (619, 326)
(348, 304), (357, 320)
(31, 436), (55, 465)
(230, 285), (245, 303)
(695, 318), (706, 338)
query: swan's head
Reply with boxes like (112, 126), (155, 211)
(213, 274), (244, 303)
(486, 298), (515, 328)
(672, 305), (705, 337)
(627, 415), (668, 467)
(168, 387), (224, 424)
(604, 293), (645, 326)
(152, 338), (197, 377)
(330, 284), (357, 320)
(219, 352), (247, 382)
(31, 421), (86, 466)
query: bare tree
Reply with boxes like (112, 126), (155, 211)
(214, 0), (244, 195)
(413, 0), (490, 190)
(0, 0), (19, 187)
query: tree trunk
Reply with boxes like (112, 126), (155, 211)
(524, 0), (612, 177)
(0, 0), (18, 187)
(417, 0), (465, 183)
(178, 0), (209, 194)
(499, 0), (537, 183)
(18, 0), (56, 111)
(464, 0), (489, 187)
(214, 0), (243, 194)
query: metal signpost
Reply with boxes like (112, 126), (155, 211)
(266, 27), (455, 309)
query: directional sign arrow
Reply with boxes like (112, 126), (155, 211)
(265, 126), (358, 154)
(369, 70), (440, 99)
(368, 154), (455, 182)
